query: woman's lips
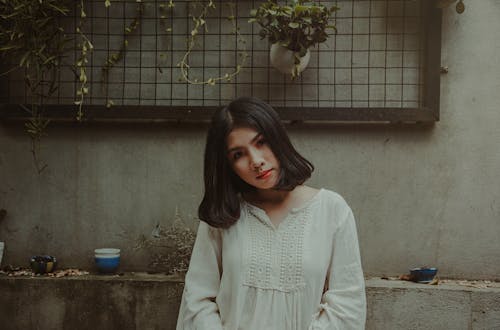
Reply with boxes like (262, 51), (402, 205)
(256, 169), (272, 179)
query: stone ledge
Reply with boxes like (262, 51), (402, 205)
(366, 278), (500, 330)
(0, 274), (498, 330)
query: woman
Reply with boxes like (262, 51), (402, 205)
(177, 97), (366, 330)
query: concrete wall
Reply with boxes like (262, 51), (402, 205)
(1, 276), (499, 330)
(1, 1), (500, 279)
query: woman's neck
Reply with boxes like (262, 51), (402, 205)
(244, 188), (291, 206)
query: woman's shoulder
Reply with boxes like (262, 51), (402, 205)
(307, 188), (355, 231)
(295, 185), (321, 200)
(305, 187), (353, 217)
(302, 186), (349, 205)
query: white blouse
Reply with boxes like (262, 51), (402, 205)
(176, 189), (366, 330)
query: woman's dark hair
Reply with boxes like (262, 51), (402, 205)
(198, 97), (314, 228)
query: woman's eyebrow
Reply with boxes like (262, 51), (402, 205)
(227, 146), (240, 154)
(250, 132), (262, 143)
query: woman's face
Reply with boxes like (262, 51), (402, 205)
(226, 126), (280, 190)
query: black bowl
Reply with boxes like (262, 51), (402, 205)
(30, 255), (57, 274)
(409, 267), (438, 283)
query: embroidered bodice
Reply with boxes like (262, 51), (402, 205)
(177, 189), (366, 330)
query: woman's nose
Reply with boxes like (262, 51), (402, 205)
(249, 150), (264, 168)
(252, 159), (264, 169)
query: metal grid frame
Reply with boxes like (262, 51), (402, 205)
(0, 0), (442, 123)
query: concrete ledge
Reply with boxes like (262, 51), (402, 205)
(0, 274), (498, 330)
(366, 278), (500, 330)
(0, 273), (184, 330)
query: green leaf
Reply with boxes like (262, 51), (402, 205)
(48, 3), (69, 15)
(42, 55), (56, 65)
(0, 45), (18, 51)
(19, 51), (31, 67)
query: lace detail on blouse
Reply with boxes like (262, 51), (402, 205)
(243, 205), (310, 292)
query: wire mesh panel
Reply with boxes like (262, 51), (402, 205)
(0, 0), (440, 122)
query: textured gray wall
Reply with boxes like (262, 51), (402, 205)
(1, 1), (499, 279)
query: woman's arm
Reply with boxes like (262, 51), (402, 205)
(308, 207), (366, 330)
(176, 221), (224, 330)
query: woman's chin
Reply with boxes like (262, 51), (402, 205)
(252, 180), (278, 191)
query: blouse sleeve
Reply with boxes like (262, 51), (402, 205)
(176, 221), (224, 330)
(308, 206), (367, 330)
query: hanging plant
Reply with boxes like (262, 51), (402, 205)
(0, 0), (73, 173)
(249, 0), (338, 78)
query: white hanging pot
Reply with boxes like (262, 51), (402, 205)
(270, 43), (311, 77)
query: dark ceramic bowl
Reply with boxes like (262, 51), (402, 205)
(30, 255), (57, 274)
(410, 267), (438, 283)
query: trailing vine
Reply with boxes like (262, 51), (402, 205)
(159, 0), (176, 18)
(24, 106), (49, 174)
(75, 0), (93, 121)
(0, 0), (72, 173)
(178, 0), (248, 85)
(157, 0), (175, 74)
(101, 0), (144, 107)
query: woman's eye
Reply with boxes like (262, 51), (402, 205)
(256, 139), (266, 146)
(232, 151), (243, 160)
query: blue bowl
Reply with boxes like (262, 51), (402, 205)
(410, 267), (438, 283)
(95, 256), (120, 274)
